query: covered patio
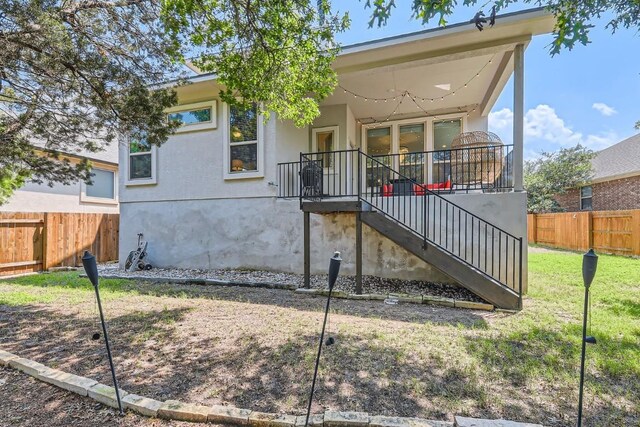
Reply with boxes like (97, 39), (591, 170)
(277, 8), (556, 198)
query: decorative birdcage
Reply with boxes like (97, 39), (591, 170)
(450, 131), (504, 187)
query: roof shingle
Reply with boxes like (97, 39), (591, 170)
(592, 133), (640, 182)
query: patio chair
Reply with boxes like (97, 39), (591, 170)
(300, 159), (323, 198)
(450, 131), (504, 191)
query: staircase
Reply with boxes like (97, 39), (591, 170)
(282, 149), (524, 309)
(360, 211), (520, 309)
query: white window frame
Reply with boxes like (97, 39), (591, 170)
(361, 113), (466, 154)
(361, 113), (466, 184)
(80, 166), (118, 205)
(223, 103), (264, 180)
(125, 139), (157, 186)
(580, 185), (593, 211)
(166, 100), (217, 133)
(312, 126), (339, 172)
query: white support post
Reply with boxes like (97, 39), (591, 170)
(513, 43), (525, 192)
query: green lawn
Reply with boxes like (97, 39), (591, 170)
(0, 248), (638, 426)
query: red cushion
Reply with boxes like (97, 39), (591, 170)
(415, 180), (451, 194)
(382, 184), (393, 197)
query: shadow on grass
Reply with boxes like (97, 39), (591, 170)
(603, 298), (640, 317)
(0, 272), (490, 328)
(1, 304), (494, 422)
(464, 324), (640, 426)
(3, 302), (637, 426)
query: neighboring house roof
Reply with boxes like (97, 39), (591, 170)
(31, 138), (119, 165)
(592, 133), (640, 183)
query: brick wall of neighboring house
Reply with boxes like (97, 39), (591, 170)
(555, 188), (581, 211)
(555, 174), (640, 212)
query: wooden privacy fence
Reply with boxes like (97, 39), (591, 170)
(528, 210), (640, 256)
(0, 212), (119, 276)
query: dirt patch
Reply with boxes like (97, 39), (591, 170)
(0, 280), (491, 423)
(0, 367), (200, 427)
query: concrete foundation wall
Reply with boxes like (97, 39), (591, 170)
(119, 192), (527, 288)
(119, 197), (450, 281)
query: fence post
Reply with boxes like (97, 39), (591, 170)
(633, 210), (640, 256)
(42, 213), (49, 271)
(587, 211), (594, 250)
(527, 214), (536, 245)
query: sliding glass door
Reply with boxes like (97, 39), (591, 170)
(362, 115), (464, 194)
(431, 119), (462, 185)
(365, 127), (392, 192)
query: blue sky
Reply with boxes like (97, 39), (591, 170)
(334, 2), (639, 158)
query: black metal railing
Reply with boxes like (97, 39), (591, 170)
(277, 145), (514, 198)
(369, 144), (514, 193)
(276, 161), (300, 198)
(298, 150), (358, 199)
(276, 148), (523, 302)
(361, 151), (522, 298)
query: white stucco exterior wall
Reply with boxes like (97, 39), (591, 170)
(0, 180), (119, 213)
(2, 142), (119, 213)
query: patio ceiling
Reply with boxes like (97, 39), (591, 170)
(327, 51), (511, 120)
(321, 7), (555, 120)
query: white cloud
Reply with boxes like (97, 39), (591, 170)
(489, 104), (619, 158)
(592, 102), (617, 117)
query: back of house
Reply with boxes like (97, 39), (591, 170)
(118, 8), (555, 309)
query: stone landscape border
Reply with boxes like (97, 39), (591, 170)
(90, 273), (495, 311)
(0, 349), (543, 427)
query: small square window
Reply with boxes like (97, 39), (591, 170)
(129, 153), (152, 180)
(81, 167), (117, 204)
(86, 169), (115, 199)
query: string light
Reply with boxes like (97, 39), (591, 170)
(338, 55), (495, 104)
(360, 90), (479, 125)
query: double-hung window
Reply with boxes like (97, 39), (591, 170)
(225, 103), (263, 179)
(127, 138), (157, 185)
(580, 186), (593, 210)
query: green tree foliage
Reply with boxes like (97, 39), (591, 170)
(1, 0), (348, 204)
(0, 0), (181, 203)
(524, 145), (595, 213)
(161, 0), (349, 127)
(365, 1), (640, 55)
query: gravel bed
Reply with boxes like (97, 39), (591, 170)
(97, 264), (486, 303)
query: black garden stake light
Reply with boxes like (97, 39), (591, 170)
(304, 251), (342, 427)
(82, 251), (124, 416)
(577, 249), (598, 427)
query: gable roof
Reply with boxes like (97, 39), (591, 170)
(592, 133), (640, 182)
(174, 7), (554, 86)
